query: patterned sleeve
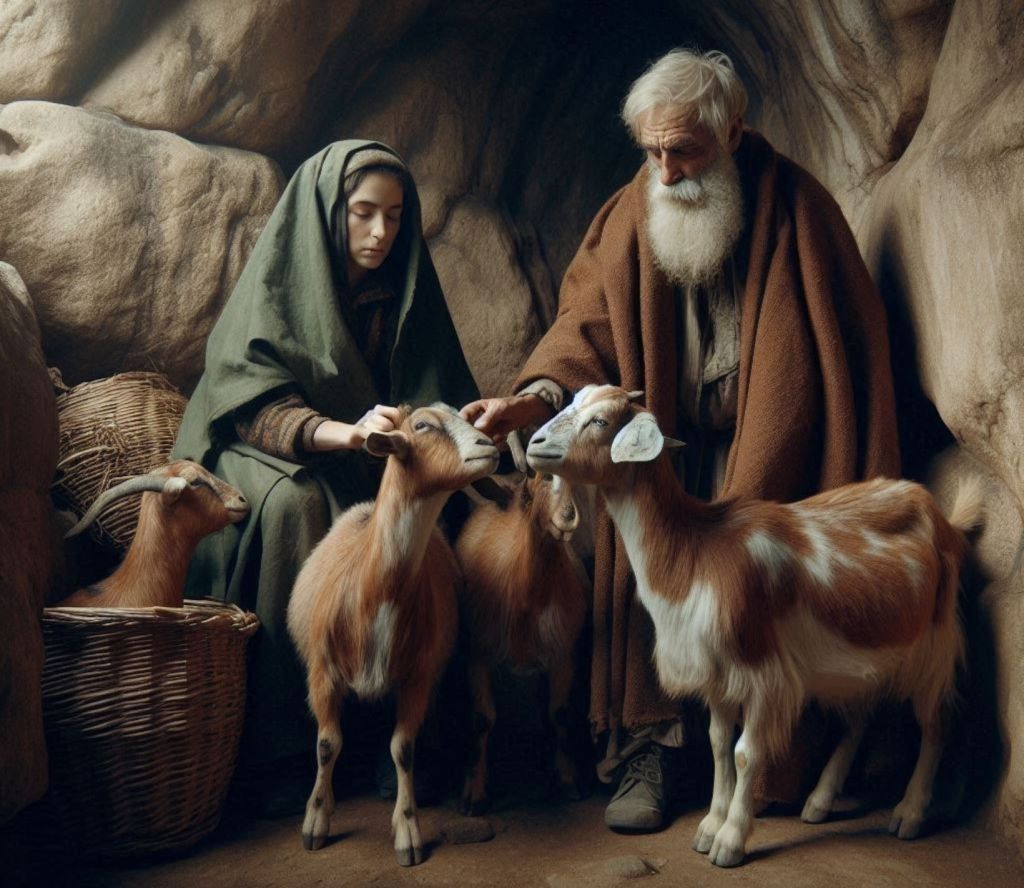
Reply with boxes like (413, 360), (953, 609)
(233, 389), (329, 461)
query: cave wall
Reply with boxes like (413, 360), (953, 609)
(1, 0), (1021, 851)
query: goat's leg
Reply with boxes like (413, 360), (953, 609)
(693, 700), (739, 854)
(461, 657), (495, 816)
(709, 703), (775, 868)
(391, 681), (431, 866)
(802, 714), (867, 823)
(301, 669), (343, 851)
(889, 696), (946, 839)
(548, 653), (583, 799)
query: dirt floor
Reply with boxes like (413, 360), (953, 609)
(7, 779), (1023, 888)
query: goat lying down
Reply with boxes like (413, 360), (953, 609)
(286, 404), (499, 867)
(527, 385), (981, 868)
(57, 460), (249, 608)
(455, 470), (589, 814)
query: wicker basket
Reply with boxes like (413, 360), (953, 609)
(36, 599), (259, 857)
(51, 370), (187, 550)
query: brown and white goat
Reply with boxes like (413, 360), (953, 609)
(527, 385), (981, 868)
(455, 470), (589, 814)
(286, 404), (499, 867)
(57, 460), (249, 608)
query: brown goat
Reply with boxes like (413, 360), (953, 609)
(286, 404), (499, 867)
(527, 384), (981, 867)
(455, 471), (589, 814)
(57, 459), (249, 608)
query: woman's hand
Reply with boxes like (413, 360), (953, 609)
(460, 393), (554, 444)
(311, 404), (404, 451)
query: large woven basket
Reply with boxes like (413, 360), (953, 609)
(36, 599), (259, 857)
(50, 370), (187, 550)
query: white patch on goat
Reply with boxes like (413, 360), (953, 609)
(645, 581), (720, 694)
(778, 606), (901, 706)
(380, 497), (445, 572)
(605, 493), (719, 695)
(901, 553), (924, 590)
(797, 517), (834, 585)
(862, 529), (890, 557)
(351, 601), (396, 699)
(745, 530), (792, 583)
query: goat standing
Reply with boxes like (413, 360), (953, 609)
(57, 460), (249, 608)
(286, 404), (499, 866)
(456, 471), (589, 814)
(527, 385), (980, 868)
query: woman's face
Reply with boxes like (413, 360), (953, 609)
(345, 172), (404, 284)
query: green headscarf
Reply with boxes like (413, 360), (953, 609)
(174, 139), (478, 467)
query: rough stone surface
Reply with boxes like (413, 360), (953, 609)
(80, 0), (430, 161)
(0, 101), (283, 392)
(0, 262), (58, 821)
(704, 0), (952, 228)
(427, 196), (543, 397)
(0, 0), (131, 103)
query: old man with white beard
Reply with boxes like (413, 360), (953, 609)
(462, 49), (900, 832)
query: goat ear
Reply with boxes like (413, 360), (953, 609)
(610, 412), (663, 463)
(365, 430), (410, 461)
(161, 476), (188, 504)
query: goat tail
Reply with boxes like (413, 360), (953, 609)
(945, 475), (984, 535)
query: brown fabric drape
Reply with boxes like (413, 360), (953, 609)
(516, 131), (900, 764)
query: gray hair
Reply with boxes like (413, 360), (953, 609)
(621, 49), (748, 145)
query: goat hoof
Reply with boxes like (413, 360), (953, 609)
(889, 811), (924, 840)
(693, 814), (722, 854)
(709, 842), (745, 868)
(800, 798), (831, 824)
(709, 825), (746, 868)
(302, 832), (326, 852)
(396, 845), (424, 867)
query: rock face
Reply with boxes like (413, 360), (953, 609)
(0, 263), (58, 822)
(80, 0), (431, 162)
(0, 101), (283, 392)
(0, 0), (1021, 851)
(0, 0), (131, 103)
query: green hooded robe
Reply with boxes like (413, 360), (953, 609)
(173, 140), (478, 766)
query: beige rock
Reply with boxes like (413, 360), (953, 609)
(0, 262), (58, 821)
(0, 100), (283, 392)
(706, 0), (951, 226)
(427, 194), (544, 397)
(81, 0), (429, 158)
(0, 0), (129, 103)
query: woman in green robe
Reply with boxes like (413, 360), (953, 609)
(172, 141), (478, 802)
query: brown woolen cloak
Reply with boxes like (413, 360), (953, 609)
(516, 131), (900, 751)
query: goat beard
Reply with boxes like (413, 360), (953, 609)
(645, 149), (744, 288)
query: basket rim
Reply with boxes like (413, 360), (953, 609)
(41, 597), (259, 635)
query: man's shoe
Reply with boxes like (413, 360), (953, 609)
(604, 743), (674, 832)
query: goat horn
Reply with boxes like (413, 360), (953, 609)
(65, 473), (171, 538)
(507, 429), (529, 475)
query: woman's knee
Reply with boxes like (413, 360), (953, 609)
(260, 475), (331, 540)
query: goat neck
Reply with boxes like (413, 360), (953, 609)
(600, 450), (726, 602)
(365, 461), (449, 590)
(102, 492), (200, 607)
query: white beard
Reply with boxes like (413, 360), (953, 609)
(645, 150), (744, 288)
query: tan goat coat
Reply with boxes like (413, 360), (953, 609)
(516, 131), (900, 784)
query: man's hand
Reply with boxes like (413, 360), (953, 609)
(459, 393), (555, 443)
